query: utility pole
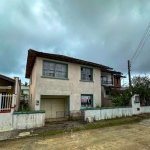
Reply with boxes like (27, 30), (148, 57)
(128, 60), (132, 92)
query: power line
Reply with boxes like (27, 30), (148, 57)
(131, 22), (150, 64)
(132, 30), (150, 64)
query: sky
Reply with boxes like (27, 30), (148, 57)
(0, 0), (150, 85)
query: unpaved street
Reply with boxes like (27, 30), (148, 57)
(1, 121), (150, 150)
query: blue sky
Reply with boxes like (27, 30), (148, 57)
(0, 0), (150, 85)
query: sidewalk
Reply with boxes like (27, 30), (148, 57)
(1, 113), (150, 141)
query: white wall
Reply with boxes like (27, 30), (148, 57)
(21, 86), (29, 95)
(84, 107), (132, 121)
(0, 112), (45, 132)
(33, 57), (101, 111)
(13, 113), (45, 129)
(140, 106), (150, 113)
(0, 113), (12, 132)
(131, 94), (141, 115)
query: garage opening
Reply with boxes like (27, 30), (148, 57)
(40, 95), (69, 121)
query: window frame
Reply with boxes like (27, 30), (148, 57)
(81, 94), (93, 108)
(80, 66), (93, 82)
(42, 60), (68, 80)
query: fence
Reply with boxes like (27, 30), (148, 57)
(0, 94), (16, 112)
(84, 94), (150, 121)
(84, 107), (132, 121)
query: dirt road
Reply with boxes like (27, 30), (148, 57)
(1, 121), (150, 150)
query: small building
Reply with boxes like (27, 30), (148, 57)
(0, 74), (21, 111)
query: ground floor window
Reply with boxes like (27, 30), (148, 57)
(81, 94), (93, 108)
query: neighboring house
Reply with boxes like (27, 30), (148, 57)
(101, 70), (126, 106)
(20, 85), (29, 101)
(25, 49), (114, 119)
(0, 74), (21, 111)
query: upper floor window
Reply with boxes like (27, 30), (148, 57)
(43, 61), (68, 79)
(81, 67), (93, 81)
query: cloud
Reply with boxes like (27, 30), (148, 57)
(0, 0), (150, 84)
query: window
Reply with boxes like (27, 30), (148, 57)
(135, 96), (140, 103)
(81, 67), (93, 81)
(101, 76), (108, 84)
(43, 61), (67, 79)
(81, 95), (93, 108)
(106, 90), (109, 95)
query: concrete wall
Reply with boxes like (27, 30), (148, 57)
(0, 113), (12, 132)
(84, 107), (132, 121)
(140, 106), (150, 113)
(13, 112), (45, 129)
(131, 94), (141, 115)
(0, 111), (45, 132)
(32, 57), (101, 111)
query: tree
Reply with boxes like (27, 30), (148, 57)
(110, 88), (133, 106)
(132, 75), (150, 106)
(21, 82), (29, 86)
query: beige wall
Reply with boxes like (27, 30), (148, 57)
(29, 59), (37, 110)
(30, 57), (102, 111)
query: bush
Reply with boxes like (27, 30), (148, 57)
(18, 94), (30, 112)
(110, 89), (133, 106)
(18, 100), (30, 112)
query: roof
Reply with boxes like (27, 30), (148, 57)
(0, 74), (15, 83)
(25, 49), (113, 78)
(101, 69), (126, 78)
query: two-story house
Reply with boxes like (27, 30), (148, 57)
(25, 49), (114, 119)
(101, 70), (126, 106)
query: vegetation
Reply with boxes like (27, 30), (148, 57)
(95, 104), (101, 108)
(132, 75), (150, 106)
(18, 94), (30, 112)
(21, 82), (29, 86)
(110, 88), (133, 106)
(110, 75), (150, 106)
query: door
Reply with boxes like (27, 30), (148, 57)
(51, 99), (65, 118)
(41, 98), (65, 119)
(41, 99), (52, 119)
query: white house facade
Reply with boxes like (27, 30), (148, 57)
(25, 49), (113, 119)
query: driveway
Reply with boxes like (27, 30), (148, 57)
(1, 120), (150, 150)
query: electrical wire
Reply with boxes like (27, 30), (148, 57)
(132, 30), (150, 64)
(131, 22), (150, 64)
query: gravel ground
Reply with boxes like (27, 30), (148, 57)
(1, 120), (150, 150)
